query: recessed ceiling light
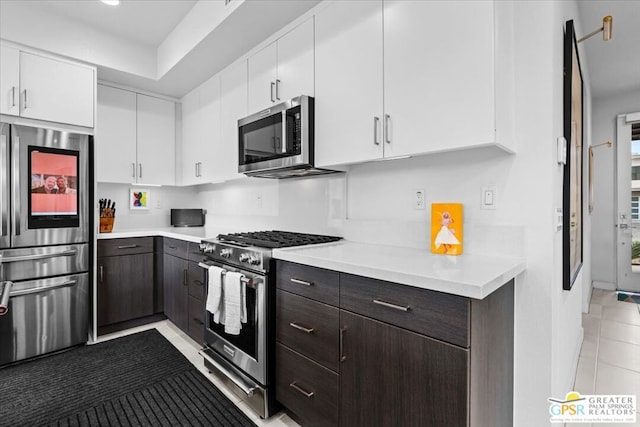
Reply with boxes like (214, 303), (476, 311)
(101, 0), (120, 6)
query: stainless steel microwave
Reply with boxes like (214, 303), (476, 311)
(237, 96), (338, 179)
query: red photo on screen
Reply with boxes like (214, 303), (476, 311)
(30, 150), (78, 216)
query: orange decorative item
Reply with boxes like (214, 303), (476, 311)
(431, 203), (463, 255)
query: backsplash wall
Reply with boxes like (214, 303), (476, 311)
(99, 146), (524, 258)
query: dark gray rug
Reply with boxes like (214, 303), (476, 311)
(0, 329), (257, 427)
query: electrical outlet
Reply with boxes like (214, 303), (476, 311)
(414, 190), (425, 210)
(155, 199), (162, 209)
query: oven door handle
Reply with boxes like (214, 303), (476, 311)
(0, 249), (77, 264)
(199, 350), (258, 397)
(198, 262), (256, 287)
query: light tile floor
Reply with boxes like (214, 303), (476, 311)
(571, 288), (640, 427)
(97, 321), (301, 427)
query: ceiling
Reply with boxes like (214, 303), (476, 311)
(0, 1), (637, 100)
(30, 0), (198, 47)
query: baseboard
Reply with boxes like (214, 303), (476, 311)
(592, 280), (616, 291)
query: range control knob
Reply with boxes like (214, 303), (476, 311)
(249, 256), (261, 266)
(239, 253), (250, 263)
(200, 243), (214, 253)
(220, 248), (232, 258)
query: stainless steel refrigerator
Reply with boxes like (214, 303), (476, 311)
(0, 122), (91, 366)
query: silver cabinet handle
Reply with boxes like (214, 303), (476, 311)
(374, 116), (381, 145)
(1, 249), (77, 263)
(384, 114), (391, 144)
(183, 269), (188, 286)
(275, 79), (281, 100)
(339, 327), (346, 362)
(290, 277), (313, 286)
(289, 382), (314, 398)
(117, 245), (138, 249)
(22, 89), (27, 109)
(373, 298), (410, 312)
(270, 81), (276, 103)
(289, 322), (314, 334)
(11, 86), (16, 108)
(100, 265), (104, 283)
(138, 163), (142, 179)
(132, 163), (136, 178)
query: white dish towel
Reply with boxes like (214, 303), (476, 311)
(206, 265), (224, 323)
(223, 271), (247, 335)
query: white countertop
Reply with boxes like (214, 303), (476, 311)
(273, 241), (525, 299)
(97, 227), (216, 243)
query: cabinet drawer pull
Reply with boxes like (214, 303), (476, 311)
(23, 89), (27, 109)
(11, 86), (16, 108)
(289, 382), (314, 398)
(168, 245), (177, 249)
(373, 116), (381, 145)
(194, 280), (203, 286)
(290, 278), (313, 286)
(384, 114), (392, 144)
(117, 244), (139, 249)
(183, 269), (188, 286)
(100, 265), (104, 283)
(373, 299), (410, 312)
(270, 81), (276, 102)
(339, 327), (346, 362)
(289, 322), (314, 334)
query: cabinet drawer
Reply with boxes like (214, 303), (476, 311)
(188, 261), (206, 300)
(188, 242), (206, 263)
(340, 274), (470, 347)
(276, 343), (338, 427)
(187, 295), (205, 343)
(276, 290), (339, 372)
(163, 238), (189, 259)
(98, 237), (154, 257)
(276, 261), (339, 306)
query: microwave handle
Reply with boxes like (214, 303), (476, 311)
(281, 110), (288, 153)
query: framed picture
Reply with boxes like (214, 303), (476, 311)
(130, 188), (150, 210)
(562, 20), (583, 291)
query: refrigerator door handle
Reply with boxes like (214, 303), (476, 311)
(1, 133), (8, 239)
(9, 280), (77, 297)
(12, 134), (20, 236)
(1, 249), (77, 263)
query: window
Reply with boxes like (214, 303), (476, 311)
(633, 196), (639, 220)
(632, 166), (640, 181)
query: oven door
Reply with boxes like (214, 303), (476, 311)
(11, 124), (89, 248)
(201, 261), (266, 384)
(238, 96), (311, 174)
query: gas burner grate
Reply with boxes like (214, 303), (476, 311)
(216, 230), (342, 248)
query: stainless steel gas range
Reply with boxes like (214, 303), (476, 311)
(197, 231), (341, 419)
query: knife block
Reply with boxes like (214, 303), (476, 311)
(99, 217), (115, 233)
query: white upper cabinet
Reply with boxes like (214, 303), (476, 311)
(219, 58), (248, 182)
(248, 17), (315, 112)
(136, 94), (176, 186)
(96, 85), (176, 185)
(0, 45), (20, 116)
(315, 0), (512, 167)
(181, 73), (221, 185)
(315, 1), (384, 166)
(1, 44), (95, 127)
(96, 85), (137, 183)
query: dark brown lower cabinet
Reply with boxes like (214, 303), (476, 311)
(163, 251), (188, 331)
(97, 238), (156, 328)
(339, 310), (468, 426)
(275, 260), (514, 427)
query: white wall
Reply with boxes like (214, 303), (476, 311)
(591, 88), (640, 289)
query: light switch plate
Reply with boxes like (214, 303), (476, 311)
(481, 186), (496, 210)
(556, 207), (563, 231)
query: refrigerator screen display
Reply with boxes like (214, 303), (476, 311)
(28, 147), (80, 228)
